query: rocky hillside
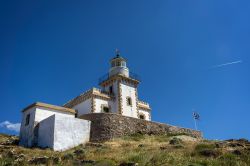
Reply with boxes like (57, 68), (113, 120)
(0, 133), (250, 166)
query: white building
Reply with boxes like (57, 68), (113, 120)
(19, 53), (151, 151)
(64, 53), (151, 120)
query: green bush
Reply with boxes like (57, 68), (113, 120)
(195, 143), (216, 151)
(169, 137), (183, 145)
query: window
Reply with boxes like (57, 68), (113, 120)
(109, 86), (113, 94)
(117, 61), (121, 66)
(102, 105), (110, 113)
(139, 114), (145, 120)
(75, 109), (78, 118)
(111, 62), (115, 67)
(127, 97), (132, 106)
(25, 114), (30, 126)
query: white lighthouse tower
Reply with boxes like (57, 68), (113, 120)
(98, 50), (151, 120)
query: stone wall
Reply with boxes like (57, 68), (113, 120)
(80, 113), (202, 142)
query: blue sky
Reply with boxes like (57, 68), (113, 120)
(0, 0), (249, 139)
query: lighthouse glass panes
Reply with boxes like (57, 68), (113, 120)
(122, 61), (126, 67)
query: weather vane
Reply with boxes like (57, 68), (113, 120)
(115, 48), (120, 57)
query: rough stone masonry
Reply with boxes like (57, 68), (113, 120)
(80, 113), (202, 142)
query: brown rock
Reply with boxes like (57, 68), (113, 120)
(29, 156), (49, 164)
(199, 149), (220, 158)
(169, 137), (183, 145)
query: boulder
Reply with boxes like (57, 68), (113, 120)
(169, 137), (183, 145)
(199, 149), (220, 158)
(81, 160), (95, 164)
(232, 150), (242, 155)
(29, 156), (49, 164)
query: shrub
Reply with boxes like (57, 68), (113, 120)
(195, 143), (216, 151)
(169, 137), (183, 145)
(199, 149), (221, 158)
(194, 143), (221, 158)
(62, 153), (74, 160)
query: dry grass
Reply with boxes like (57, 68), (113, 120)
(0, 134), (250, 166)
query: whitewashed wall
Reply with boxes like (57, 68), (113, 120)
(38, 115), (55, 148)
(73, 98), (91, 117)
(94, 98), (109, 113)
(138, 109), (151, 121)
(35, 107), (74, 121)
(19, 107), (36, 147)
(19, 107), (74, 148)
(53, 115), (91, 151)
(120, 81), (138, 118)
(38, 114), (91, 151)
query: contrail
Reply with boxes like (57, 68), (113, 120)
(211, 60), (242, 69)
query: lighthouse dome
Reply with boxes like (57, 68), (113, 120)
(109, 51), (129, 77)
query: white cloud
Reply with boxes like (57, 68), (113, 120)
(0, 121), (21, 132)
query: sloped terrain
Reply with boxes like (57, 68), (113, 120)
(0, 133), (250, 166)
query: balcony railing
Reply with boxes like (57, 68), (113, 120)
(98, 71), (141, 84)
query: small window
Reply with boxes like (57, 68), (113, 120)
(102, 106), (110, 113)
(127, 97), (132, 106)
(25, 114), (30, 126)
(117, 61), (121, 66)
(139, 114), (145, 120)
(75, 109), (78, 118)
(109, 86), (113, 94)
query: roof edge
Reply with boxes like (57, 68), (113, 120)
(22, 102), (76, 114)
(63, 87), (114, 108)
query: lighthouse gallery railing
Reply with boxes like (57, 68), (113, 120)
(98, 72), (141, 84)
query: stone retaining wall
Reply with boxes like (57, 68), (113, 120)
(80, 113), (202, 142)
